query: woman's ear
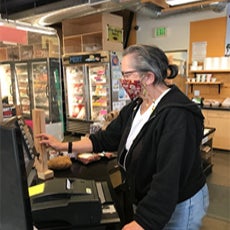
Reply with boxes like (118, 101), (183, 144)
(146, 71), (155, 85)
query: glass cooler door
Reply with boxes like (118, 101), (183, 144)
(88, 63), (111, 121)
(31, 61), (49, 119)
(65, 65), (88, 120)
(15, 62), (31, 118)
(0, 63), (14, 104)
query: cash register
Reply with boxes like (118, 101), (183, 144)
(30, 177), (116, 228)
(0, 116), (119, 229)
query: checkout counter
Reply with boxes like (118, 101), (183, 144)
(32, 126), (216, 229)
(201, 127), (216, 176)
(31, 157), (121, 230)
(0, 115), (216, 230)
(0, 115), (121, 230)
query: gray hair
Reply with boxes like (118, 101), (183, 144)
(122, 44), (178, 84)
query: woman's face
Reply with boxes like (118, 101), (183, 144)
(121, 54), (140, 80)
(120, 54), (147, 100)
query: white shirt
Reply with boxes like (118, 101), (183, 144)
(125, 88), (171, 151)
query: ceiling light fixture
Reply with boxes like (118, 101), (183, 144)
(166, 0), (202, 6)
(0, 19), (57, 35)
(16, 24), (56, 35)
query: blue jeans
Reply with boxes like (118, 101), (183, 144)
(163, 184), (209, 230)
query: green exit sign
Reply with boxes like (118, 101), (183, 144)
(154, 27), (167, 37)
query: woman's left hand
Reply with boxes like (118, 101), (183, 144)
(122, 221), (144, 230)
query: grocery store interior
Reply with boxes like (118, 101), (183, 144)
(0, 0), (230, 229)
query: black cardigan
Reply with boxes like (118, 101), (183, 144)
(89, 85), (206, 229)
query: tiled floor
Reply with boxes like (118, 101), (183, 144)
(201, 150), (230, 230)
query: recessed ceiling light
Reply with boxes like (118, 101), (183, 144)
(166, 0), (202, 6)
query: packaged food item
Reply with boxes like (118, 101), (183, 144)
(221, 98), (230, 108)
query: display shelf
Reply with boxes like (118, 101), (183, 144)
(63, 32), (103, 54)
(1, 33), (59, 62)
(0, 47), (7, 61)
(82, 32), (102, 52)
(19, 45), (33, 60)
(62, 13), (123, 55)
(33, 44), (48, 58)
(63, 36), (82, 54)
(62, 14), (103, 36)
(7, 46), (20, 60)
(186, 81), (223, 93)
(190, 70), (230, 73)
(186, 81), (222, 84)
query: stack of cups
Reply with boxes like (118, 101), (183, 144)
(201, 74), (206, 82)
(206, 74), (212, 82)
(196, 74), (201, 82)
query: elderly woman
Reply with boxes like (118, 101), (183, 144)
(37, 44), (208, 230)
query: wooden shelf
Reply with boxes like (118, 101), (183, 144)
(186, 81), (223, 93)
(186, 81), (222, 84)
(64, 31), (103, 40)
(62, 13), (123, 55)
(0, 48), (7, 61)
(188, 18), (230, 100)
(0, 34), (59, 61)
(190, 70), (230, 73)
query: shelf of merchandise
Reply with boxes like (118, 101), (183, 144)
(186, 81), (223, 93)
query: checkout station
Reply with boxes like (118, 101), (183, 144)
(0, 110), (120, 230)
(0, 109), (216, 230)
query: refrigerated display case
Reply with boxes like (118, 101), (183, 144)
(31, 61), (49, 117)
(88, 63), (111, 121)
(31, 59), (62, 123)
(0, 63), (15, 105)
(0, 58), (64, 139)
(15, 62), (31, 118)
(65, 64), (88, 121)
(63, 51), (124, 134)
(0, 58), (62, 122)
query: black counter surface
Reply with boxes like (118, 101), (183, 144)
(36, 157), (121, 230)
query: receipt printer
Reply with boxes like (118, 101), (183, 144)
(31, 178), (102, 227)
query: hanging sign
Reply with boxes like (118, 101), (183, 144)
(107, 25), (123, 43)
(0, 26), (28, 45)
(68, 53), (101, 64)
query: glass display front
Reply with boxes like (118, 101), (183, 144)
(31, 61), (49, 118)
(15, 63), (30, 117)
(65, 65), (87, 120)
(0, 63), (14, 104)
(88, 63), (111, 121)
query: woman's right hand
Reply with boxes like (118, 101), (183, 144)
(36, 133), (67, 152)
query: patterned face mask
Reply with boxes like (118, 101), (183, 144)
(120, 78), (142, 100)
